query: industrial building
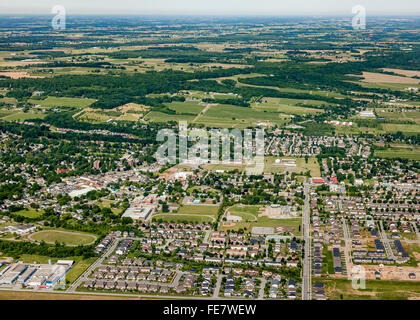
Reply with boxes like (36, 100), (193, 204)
(0, 261), (73, 288)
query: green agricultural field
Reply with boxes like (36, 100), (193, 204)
(254, 97), (326, 115)
(194, 104), (288, 128)
(28, 96), (96, 108)
(381, 123), (420, 135)
(29, 230), (97, 246)
(322, 278), (420, 300)
(144, 111), (196, 123)
(375, 109), (420, 124)
(374, 146), (420, 161)
(1, 111), (46, 121)
(0, 110), (14, 118)
(164, 101), (205, 115)
(356, 81), (420, 91)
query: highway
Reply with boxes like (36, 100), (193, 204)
(302, 183), (311, 300)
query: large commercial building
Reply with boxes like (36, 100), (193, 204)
(0, 261), (73, 288)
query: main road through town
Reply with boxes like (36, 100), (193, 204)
(67, 237), (120, 293)
(302, 183), (311, 300)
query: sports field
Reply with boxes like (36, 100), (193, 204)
(220, 205), (301, 234)
(202, 156), (320, 176)
(153, 205), (219, 223)
(29, 230), (97, 246)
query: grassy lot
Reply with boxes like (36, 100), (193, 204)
(29, 230), (97, 246)
(65, 257), (97, 283)
(227, 205), (261, 222)
(202, 156), (320, 177)
(221, 204), (301, 234)
(28, 96), (96, 108)
(220, 217), (301, 234)
(323, 278), (420, 300)
(0, 291), (139, 300)
(322, 245), (334, 275)
(11, 208), (43, 218)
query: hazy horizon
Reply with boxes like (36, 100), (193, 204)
(0, 0), (419, 16)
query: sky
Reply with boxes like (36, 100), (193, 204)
(0, 0), (419, 15)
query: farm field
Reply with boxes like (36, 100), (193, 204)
(382, 68), (420, 78)
(375, 109), (420, 124)
(0, 110), (46, 121)
(0, 291), (139, 300)
(381, 123), (420, 135)
(358, 71), (420, 84)
(194, 103), (289, 128)
(28, 230), (97, 246)
(374, 146), (420, 161)
(356, 81), (420, 91)
(144, 111), (196, 123)
(253, 97), (327, 115)
(322, 278), (420, 300)
(164, 101), (206, 115)
(28, 96), (96, 108)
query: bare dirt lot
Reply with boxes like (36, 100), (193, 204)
(348, 263), (420, 281)
(0, 72), (44, 79)
(382, 68), (420, 78)
(359, 71), (420, 84)
(0, 291), (141, 300)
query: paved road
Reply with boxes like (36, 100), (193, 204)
(378, 221), (396, 260)
(342, 219), (352, 279)
(67, 238), (120, 293)
(412, 222), (420, 241)
(0, 287), (231, 300)
(257, 278), (266, 300)
(302, 183), (311, 300)
(212, 274), (222, 298)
